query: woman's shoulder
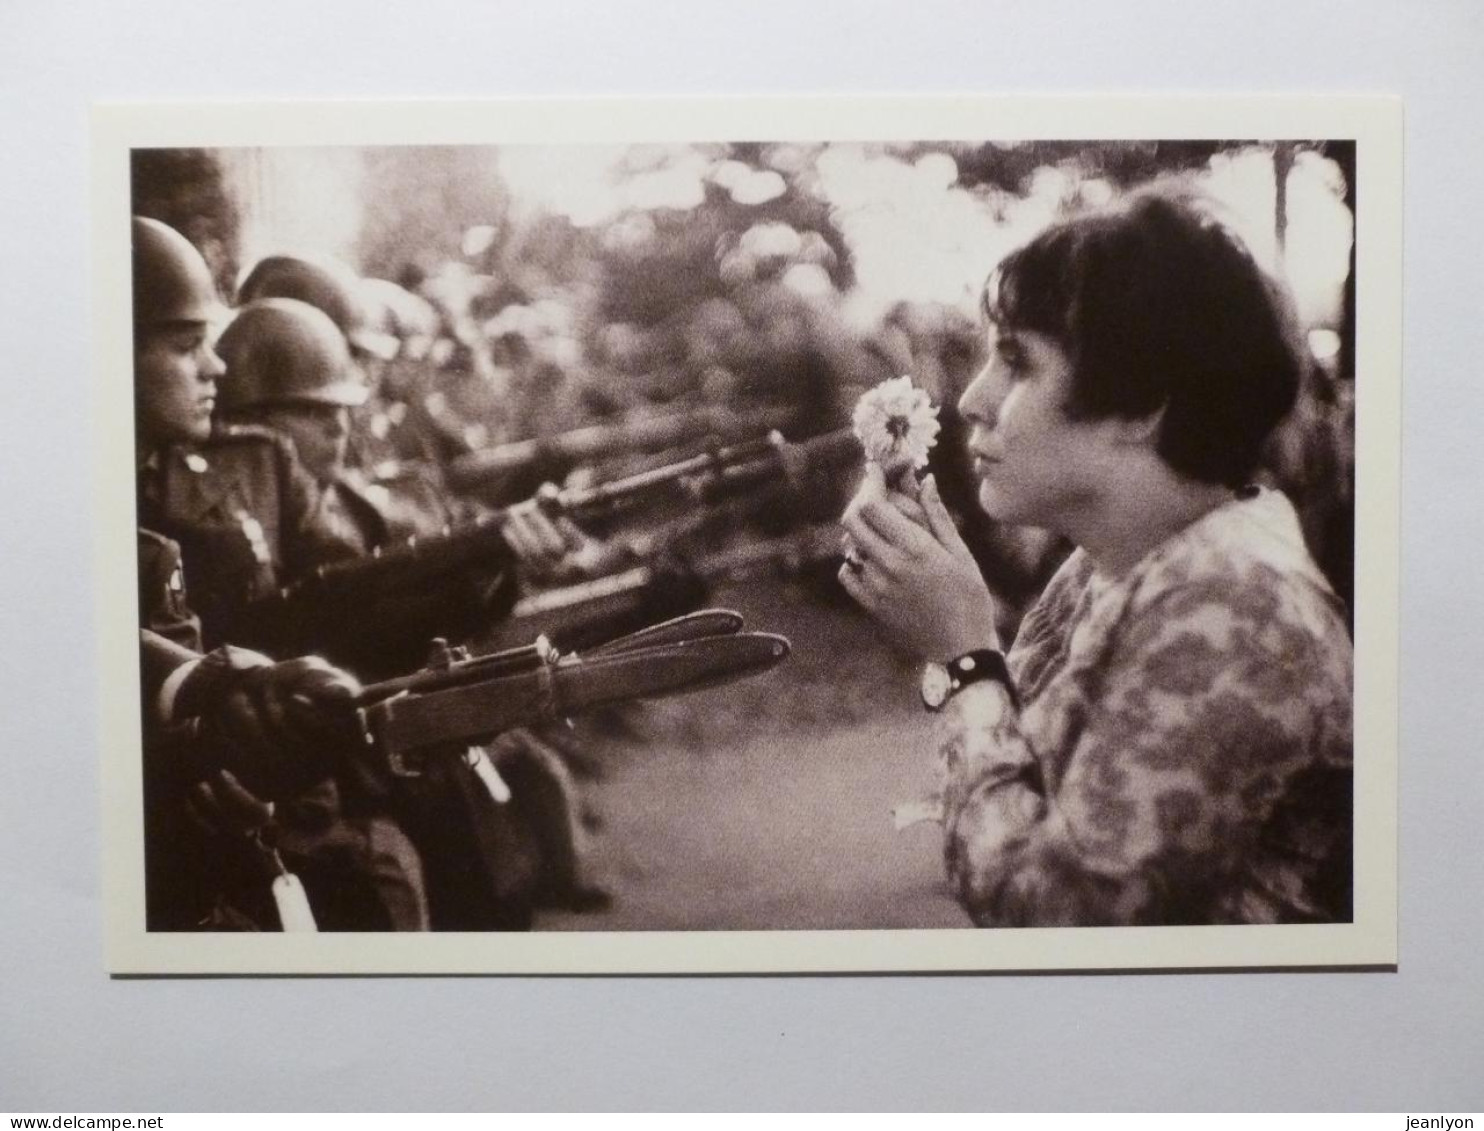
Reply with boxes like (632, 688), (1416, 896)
(1012, 490), (1351, 706)
(1115, 490), (1353, 717)
(1135, 489), (1349, 641)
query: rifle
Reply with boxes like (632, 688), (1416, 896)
(444, 404), (802, 496)
(356, 609), (790, 776)
(351, 608), (790, 930)
(234, 428), (861, 656)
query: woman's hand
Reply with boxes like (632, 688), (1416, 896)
(839, 466), (1000, 661)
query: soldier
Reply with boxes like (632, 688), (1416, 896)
(134, 283), (495, 675)
(214, 293), (610, 923)
(211, 296), (519, 676)
(234, 252), (612, 575)
(132, 216), (413, 930)
(135, 269), (351, 657)
(133, 215), (427, 931)
(237, 253), (464, 474)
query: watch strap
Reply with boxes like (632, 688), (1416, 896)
(943, 649), (1020, 710)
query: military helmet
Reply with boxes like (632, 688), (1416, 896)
(132, 216), (224, 329)
(215, 297), (369, 411)
(237, 254), (398, 361)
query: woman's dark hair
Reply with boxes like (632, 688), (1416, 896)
(982, 186), (1303, 487)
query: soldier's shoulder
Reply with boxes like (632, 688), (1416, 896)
(207, 422), (296, 454)
(136, 526), (183, 574)
(177, 425), (299, 474)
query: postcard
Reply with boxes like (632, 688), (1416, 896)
(94, 95), (1401, 973)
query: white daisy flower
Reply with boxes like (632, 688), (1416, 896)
(851, 375), (941, 482)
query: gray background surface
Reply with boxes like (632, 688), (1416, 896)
(2, 0), (1480, 1111)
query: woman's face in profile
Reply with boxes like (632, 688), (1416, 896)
(959, 326), (1110, 530)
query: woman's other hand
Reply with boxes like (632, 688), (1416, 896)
(840, 466), (1000, 661)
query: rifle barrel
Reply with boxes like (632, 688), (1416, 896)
(357, 638), (549, 704)
(445, 405), (800, 490)
(553, 427), (860, 519)
(504, 521), (844, 623)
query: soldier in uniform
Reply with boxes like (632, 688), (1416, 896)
(133, 215), (428, 931)
(135, 263), (354, 657)
(237, 253), (464, 475)
(214, 293), (610, 924)
(210, 296), (518, 677)
(233, 252), (606, 581)
(132, 216), (412, 930)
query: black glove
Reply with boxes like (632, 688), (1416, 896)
(177, 646), (363, 800)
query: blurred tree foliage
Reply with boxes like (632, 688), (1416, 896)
(949, 140), (1228, 193)
(131, 148), (240, 297)
(355, 146), (512, 288)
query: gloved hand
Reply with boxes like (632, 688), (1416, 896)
(182, 770), (275, 839)
(176, 645), (363, 800)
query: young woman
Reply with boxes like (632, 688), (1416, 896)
(840, 190), (1354, 926)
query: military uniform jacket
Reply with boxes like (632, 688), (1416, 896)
(289, 464), (517, 679)
(137, 526), (204, 701)
(137, 425), (363, 654)
(136, 526), (273, 929)
(140, 422), (519, 676)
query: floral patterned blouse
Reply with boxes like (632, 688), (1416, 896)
(940, 488), (1354, 926)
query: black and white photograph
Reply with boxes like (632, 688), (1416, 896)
(94, 97), (1401, 973)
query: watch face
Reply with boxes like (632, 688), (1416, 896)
(920, 662), (953, 709)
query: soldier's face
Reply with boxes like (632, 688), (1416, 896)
(135, 321), (225, 446)
(258, 403), (351, 484)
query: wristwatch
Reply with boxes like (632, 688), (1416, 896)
(920, 649), (1019, 711)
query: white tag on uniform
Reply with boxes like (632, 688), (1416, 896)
(271, 872), (319, 933)
(466, 746), (512, 804)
